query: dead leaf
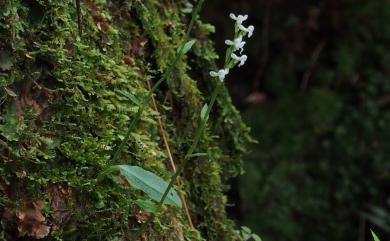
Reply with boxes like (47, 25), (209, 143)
(16, 200), (51, 239)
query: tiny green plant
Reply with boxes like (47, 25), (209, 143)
(236, 226), (262, 241)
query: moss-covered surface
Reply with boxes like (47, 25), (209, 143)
(0, 0), (251, 240)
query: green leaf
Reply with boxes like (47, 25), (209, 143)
(134, 199), (161, 215)
(241, 226), (252, 241)
(110, 165), (182, 208)
(251, 234), (262, 241)
(371, 229), (380, 241)
(178, 39), (196, 54)
(116, 90), (141, 106)
(200, 103), (208, 120)
(241, 226), (252, 234)
(242, 233), (251, 241)
(4, 87), (17, 97)
(181, 2), (193, 13)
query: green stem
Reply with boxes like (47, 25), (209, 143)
(111, 106), (144, 163)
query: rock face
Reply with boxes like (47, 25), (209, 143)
(0, 1), (251, 240)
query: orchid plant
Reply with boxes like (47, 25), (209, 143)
(132, 10), (254, 240)
(149, 12), (255, 235)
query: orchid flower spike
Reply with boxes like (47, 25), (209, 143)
(225, 36), (246, 53)
(231, 53), (248, 67)
(210, 68), (229, 82)
(239, 25), (255, 38)
(229, 13), (248, 25)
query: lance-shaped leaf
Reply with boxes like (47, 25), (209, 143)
(200, 103), (208, 121)
(115, 90), (142, 106)
(371, 229), (381, 241)
(109, 165), (182, 208)
(177, 39), (196, 54)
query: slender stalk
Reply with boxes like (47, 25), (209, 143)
(111, 106), (144, 163)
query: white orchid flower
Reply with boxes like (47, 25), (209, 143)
(225, 36), (246, 53)
(229, 13), (248, 25)
(231, 53), (248, 67)
(239, 25), (255, 38)
(210, 68), (229, 82)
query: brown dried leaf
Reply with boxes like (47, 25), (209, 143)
(34, 225), (50, 239)
(16, 200), (50, 239)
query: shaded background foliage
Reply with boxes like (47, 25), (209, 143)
(203, 0), (390, 241)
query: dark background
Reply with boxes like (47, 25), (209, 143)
(203, 0), (390, 240)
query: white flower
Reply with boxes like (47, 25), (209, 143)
(231, 53), (248, 67)
(229, 13), (248, 25)
(210, 68), (229, 82)
(239, 25), (255, 38)
(225, 36), (246, 53)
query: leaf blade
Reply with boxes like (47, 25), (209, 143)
(371, 229), (381, 241)
(116, 90), (142, 106)
(200, 103), (208, 121)
(178, 39), (196, 54)
(114, 165), (182, 208)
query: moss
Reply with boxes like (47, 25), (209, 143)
(0, 0), (251, 240)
